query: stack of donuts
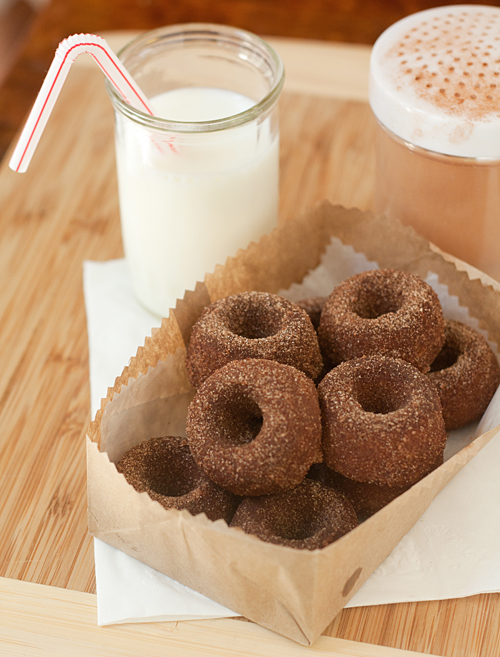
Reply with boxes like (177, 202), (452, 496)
(117, 268), (500, 549)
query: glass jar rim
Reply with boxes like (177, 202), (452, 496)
(376, 119), (500, 164)
(106, 23), (285, 133)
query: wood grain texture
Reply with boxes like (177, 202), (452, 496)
(0, 578), (433, 657)
(0, 33), (498, 657)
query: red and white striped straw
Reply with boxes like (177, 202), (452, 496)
(9, 33), (154, 173)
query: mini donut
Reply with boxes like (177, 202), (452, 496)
(295, 294), (332, 383)
(295, 296), (326, 330)
(428, 320), (500, 430)
(230, 479), (358, 550)
(318, 355), (447, 487)
(186, 291), (323, 388)
(116, 436), (239, 522)
(186, 358), (323, 496)
(318, 269), (445, 372)
(308, 456), (443, 520)
(307, 462), (411, 519)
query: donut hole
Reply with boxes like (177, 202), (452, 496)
(430, 340), (460, 372)
(355, 377), (408, 414)
(141, 455), (201, 498)
(216, 393), (264, 446)
(222, 301), (283, 339)
(356, 387), (401, 414)
(352, 287), (403, 319)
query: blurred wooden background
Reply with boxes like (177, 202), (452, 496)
(1, 0), (500, 161)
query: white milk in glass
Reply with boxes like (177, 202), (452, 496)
(115, 86), (279, 317)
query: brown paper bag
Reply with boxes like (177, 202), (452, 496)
(87, 202), (500, 645)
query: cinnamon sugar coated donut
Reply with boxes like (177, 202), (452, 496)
(428, 320), (500, 430)
(318, 269), (445, 372)
(296, 296), (326, 330)
(230, 479), (358, 550)
(186, 291), (323, 388)
(308, 462), (411, 519)
(318, 356), (447, 487)
(308, 457), (442, 520)
(116, 436), (239, 522)
(186, 358), (323, 496)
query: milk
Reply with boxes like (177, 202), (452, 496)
(114, 87), (279, 317)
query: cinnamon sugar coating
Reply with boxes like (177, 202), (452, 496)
(186, 291), (323, 388)
(186, 359), (323, 496)
(428, 320), (500, 430)
(296, 296), (326, 330)
(230, 479), (358, 550)
(318, 269), (445, 372)
(308, 455), (443, 520)
(318, 355), (447, 487)
(116, 436), (239, 522)
(307, 462), (410, 519)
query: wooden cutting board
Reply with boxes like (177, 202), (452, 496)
(0, 32), (498, 656)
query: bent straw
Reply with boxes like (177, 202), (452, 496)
(9, 33), (154, 173)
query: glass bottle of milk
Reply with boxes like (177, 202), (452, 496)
(107, 24), (284, 317)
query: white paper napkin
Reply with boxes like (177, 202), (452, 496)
(83, 254), (500, 625)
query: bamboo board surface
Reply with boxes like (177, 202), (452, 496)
(0, 32), (498, 656)
(0, 577), (431, 657)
